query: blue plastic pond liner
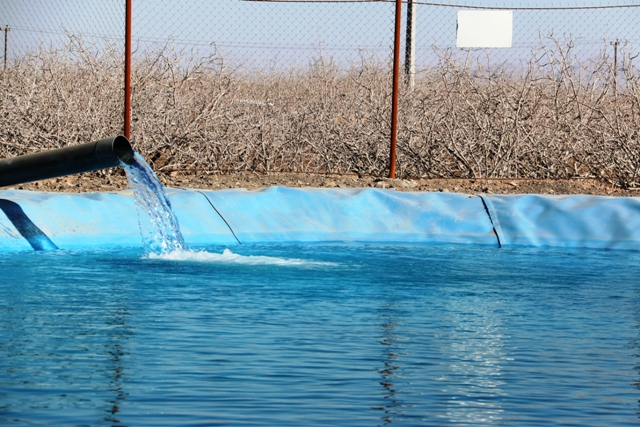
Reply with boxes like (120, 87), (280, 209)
(200, 187), (497, 245)
(483, 194), (640, 251)
(0, 189), (237, 251)
(0, 187), (638, 252)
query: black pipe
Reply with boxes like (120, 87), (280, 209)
(0, 136), (135, 187)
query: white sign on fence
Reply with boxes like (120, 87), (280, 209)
(456, 10), (513, 48)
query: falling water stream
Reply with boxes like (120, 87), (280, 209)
(122, 153), (185, 254)
(120, 152), (316, 264)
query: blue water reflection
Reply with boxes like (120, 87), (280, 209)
(0, 244), (639, 426)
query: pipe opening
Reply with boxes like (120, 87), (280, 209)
(112, 135), (135, 165)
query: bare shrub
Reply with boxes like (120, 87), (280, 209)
(0, 36), (123, 154)
(1, 35), (639, 186)
(400, 37), (616, 180)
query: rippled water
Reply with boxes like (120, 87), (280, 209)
(1, 244), (639, 426)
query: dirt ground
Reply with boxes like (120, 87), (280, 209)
(5, 170), (639, 197)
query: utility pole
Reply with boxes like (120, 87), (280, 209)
(405, 0), (416, 89)
(611, 39), (619, 96)
(4, 26), (9, 71)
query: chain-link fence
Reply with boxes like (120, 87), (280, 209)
(399, 1), (640, 184)
(0, 0), (125, 155)
(128, 0), (397, 176)
(2, 1), (640, 186)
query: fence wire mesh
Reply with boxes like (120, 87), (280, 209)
(129, 0), (396, 176)
(401, 1), (640, 183)
(2, 1), (640, 186)
(0, 0), (126, 155)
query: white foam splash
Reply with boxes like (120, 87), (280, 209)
(146, 248), (338, 267)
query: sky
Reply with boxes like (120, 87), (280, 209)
(1, 0), (639, 69)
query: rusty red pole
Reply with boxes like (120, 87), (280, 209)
(124, 0), (132, 140)
(389, 0), (402, 179)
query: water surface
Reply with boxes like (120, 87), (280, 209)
(1, 244), (639, 426)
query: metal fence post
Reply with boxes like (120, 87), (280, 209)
(124, 0), (132, 140)
(389, 0), (402, 179)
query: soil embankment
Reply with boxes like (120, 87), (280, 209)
(7, 171), (636, 197)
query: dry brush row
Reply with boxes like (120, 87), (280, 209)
(1, 37), (640, 186)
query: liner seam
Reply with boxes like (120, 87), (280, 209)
(192, 190), (242, 245)
(478, 195), (502, 248)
